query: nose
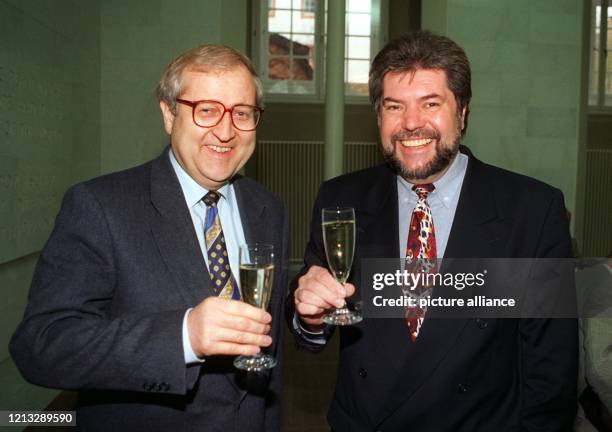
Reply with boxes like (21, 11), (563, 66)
(400, 107), (425, 131)
(212, 111), (235, 142)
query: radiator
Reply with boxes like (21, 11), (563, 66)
(253, 140), (382, 262)
(583, 149), (612, 257)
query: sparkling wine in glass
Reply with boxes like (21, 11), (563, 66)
(321, 207), (362, 325)
(233, 243), (276, 371)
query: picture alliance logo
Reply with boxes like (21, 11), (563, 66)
(371, 270), (488, 291)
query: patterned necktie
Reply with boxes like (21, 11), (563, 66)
(405, 183), (437, 342)
(203, 191), (240, 300)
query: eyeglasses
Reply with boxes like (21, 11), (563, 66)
(176, 99), (263, 131)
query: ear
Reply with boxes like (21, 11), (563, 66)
(460, 106), (467, 131)
(159, 100), (175, 135)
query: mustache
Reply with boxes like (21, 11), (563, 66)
(391, 129), (441, 142)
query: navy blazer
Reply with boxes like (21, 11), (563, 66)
(10, 148), (288, 432)
(287, 146), (577, 432)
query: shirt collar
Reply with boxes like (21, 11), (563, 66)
(397, 151), (468, 208)
(168, 148), (231, 207)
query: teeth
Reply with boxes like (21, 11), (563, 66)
(400, 138), (432, 147)
(208, 145), (231, 153)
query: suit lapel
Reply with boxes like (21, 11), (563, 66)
(445, 147), (508, 259)
(147, 150), (214, 306)
(233, 176), (267, 246)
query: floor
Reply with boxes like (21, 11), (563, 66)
(281, 331), (339, 431)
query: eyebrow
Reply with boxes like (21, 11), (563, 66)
(382, 93), (444, 105)
(419, 93), (443, 101)
(382, 97), (403, 105)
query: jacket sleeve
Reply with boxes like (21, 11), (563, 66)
(9, 184), (200, 395)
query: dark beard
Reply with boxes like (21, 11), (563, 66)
(382, 119), (462, 181)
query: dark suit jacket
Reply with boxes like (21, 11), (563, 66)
(287, 146), (577, 432)
(10, 149), (288, 432)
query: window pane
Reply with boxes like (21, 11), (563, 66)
(347, 0), (372, 14)
(347, 36), (370, 59)
(302, 0), (317, 13)
(269, 56), (314, 82)
(292, 10), (315, 34)
(267, 79), (315, 94)
(591, 46), (600, 106)
(269, 33), (314, 57)
(268, 40), (314, 82)
(292, 0), (317, 11)
(273, 0), (291, 8)
(269, 10), (291, 32)
(347, 13), (371, 36)
(589, 0), (602, 105)
(347, 59), (369, 84)
(292, 34), (315, 52)
(269, 56), (290, 80)
(292, 57), (315, 80)
(605, 5), (612, 105)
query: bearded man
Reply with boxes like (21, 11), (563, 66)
(287, 30), (577, 431)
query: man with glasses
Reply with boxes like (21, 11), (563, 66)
(11, 45), (288, 432)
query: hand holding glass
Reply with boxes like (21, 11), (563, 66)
(233, 244), (276, 371)
(321, 207), (362, 325)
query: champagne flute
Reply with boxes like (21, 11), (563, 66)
(321, 207), (362, 325)
(233, 243), (277, 371)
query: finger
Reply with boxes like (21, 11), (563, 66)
(310, 266), (347, 297)
(216, 328), (273, 347)
(295, 301), (326, 316)
(297, 286), (341, 309)
(219, 299), (272, 324)
(299, 274), (344, 307)
(219, 313), (272, 335)
(344, 282), (356, 298)
(212, 342), (261, 357)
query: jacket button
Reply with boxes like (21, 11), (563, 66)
(457, 383), (469, 393)
(358, 368), (367, 378)
(475, 318), (488, 329)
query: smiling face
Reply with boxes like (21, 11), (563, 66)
(159, 66), (257, 190)
(379, 68), (466, 184)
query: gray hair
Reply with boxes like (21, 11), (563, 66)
(156, 44), (264, 114)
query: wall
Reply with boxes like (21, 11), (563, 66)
(0, 0), (248, 417)
(423, 0), (584, 230)
(0, 0), (101, 413)
(100, 0), (248, 174)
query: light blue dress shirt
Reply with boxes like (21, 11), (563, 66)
(168, 149), (247, 364)
(397, 152), (468, 259)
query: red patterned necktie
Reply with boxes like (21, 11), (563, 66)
(405, 183), (437, 342)
(203, 191), (240, 300)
